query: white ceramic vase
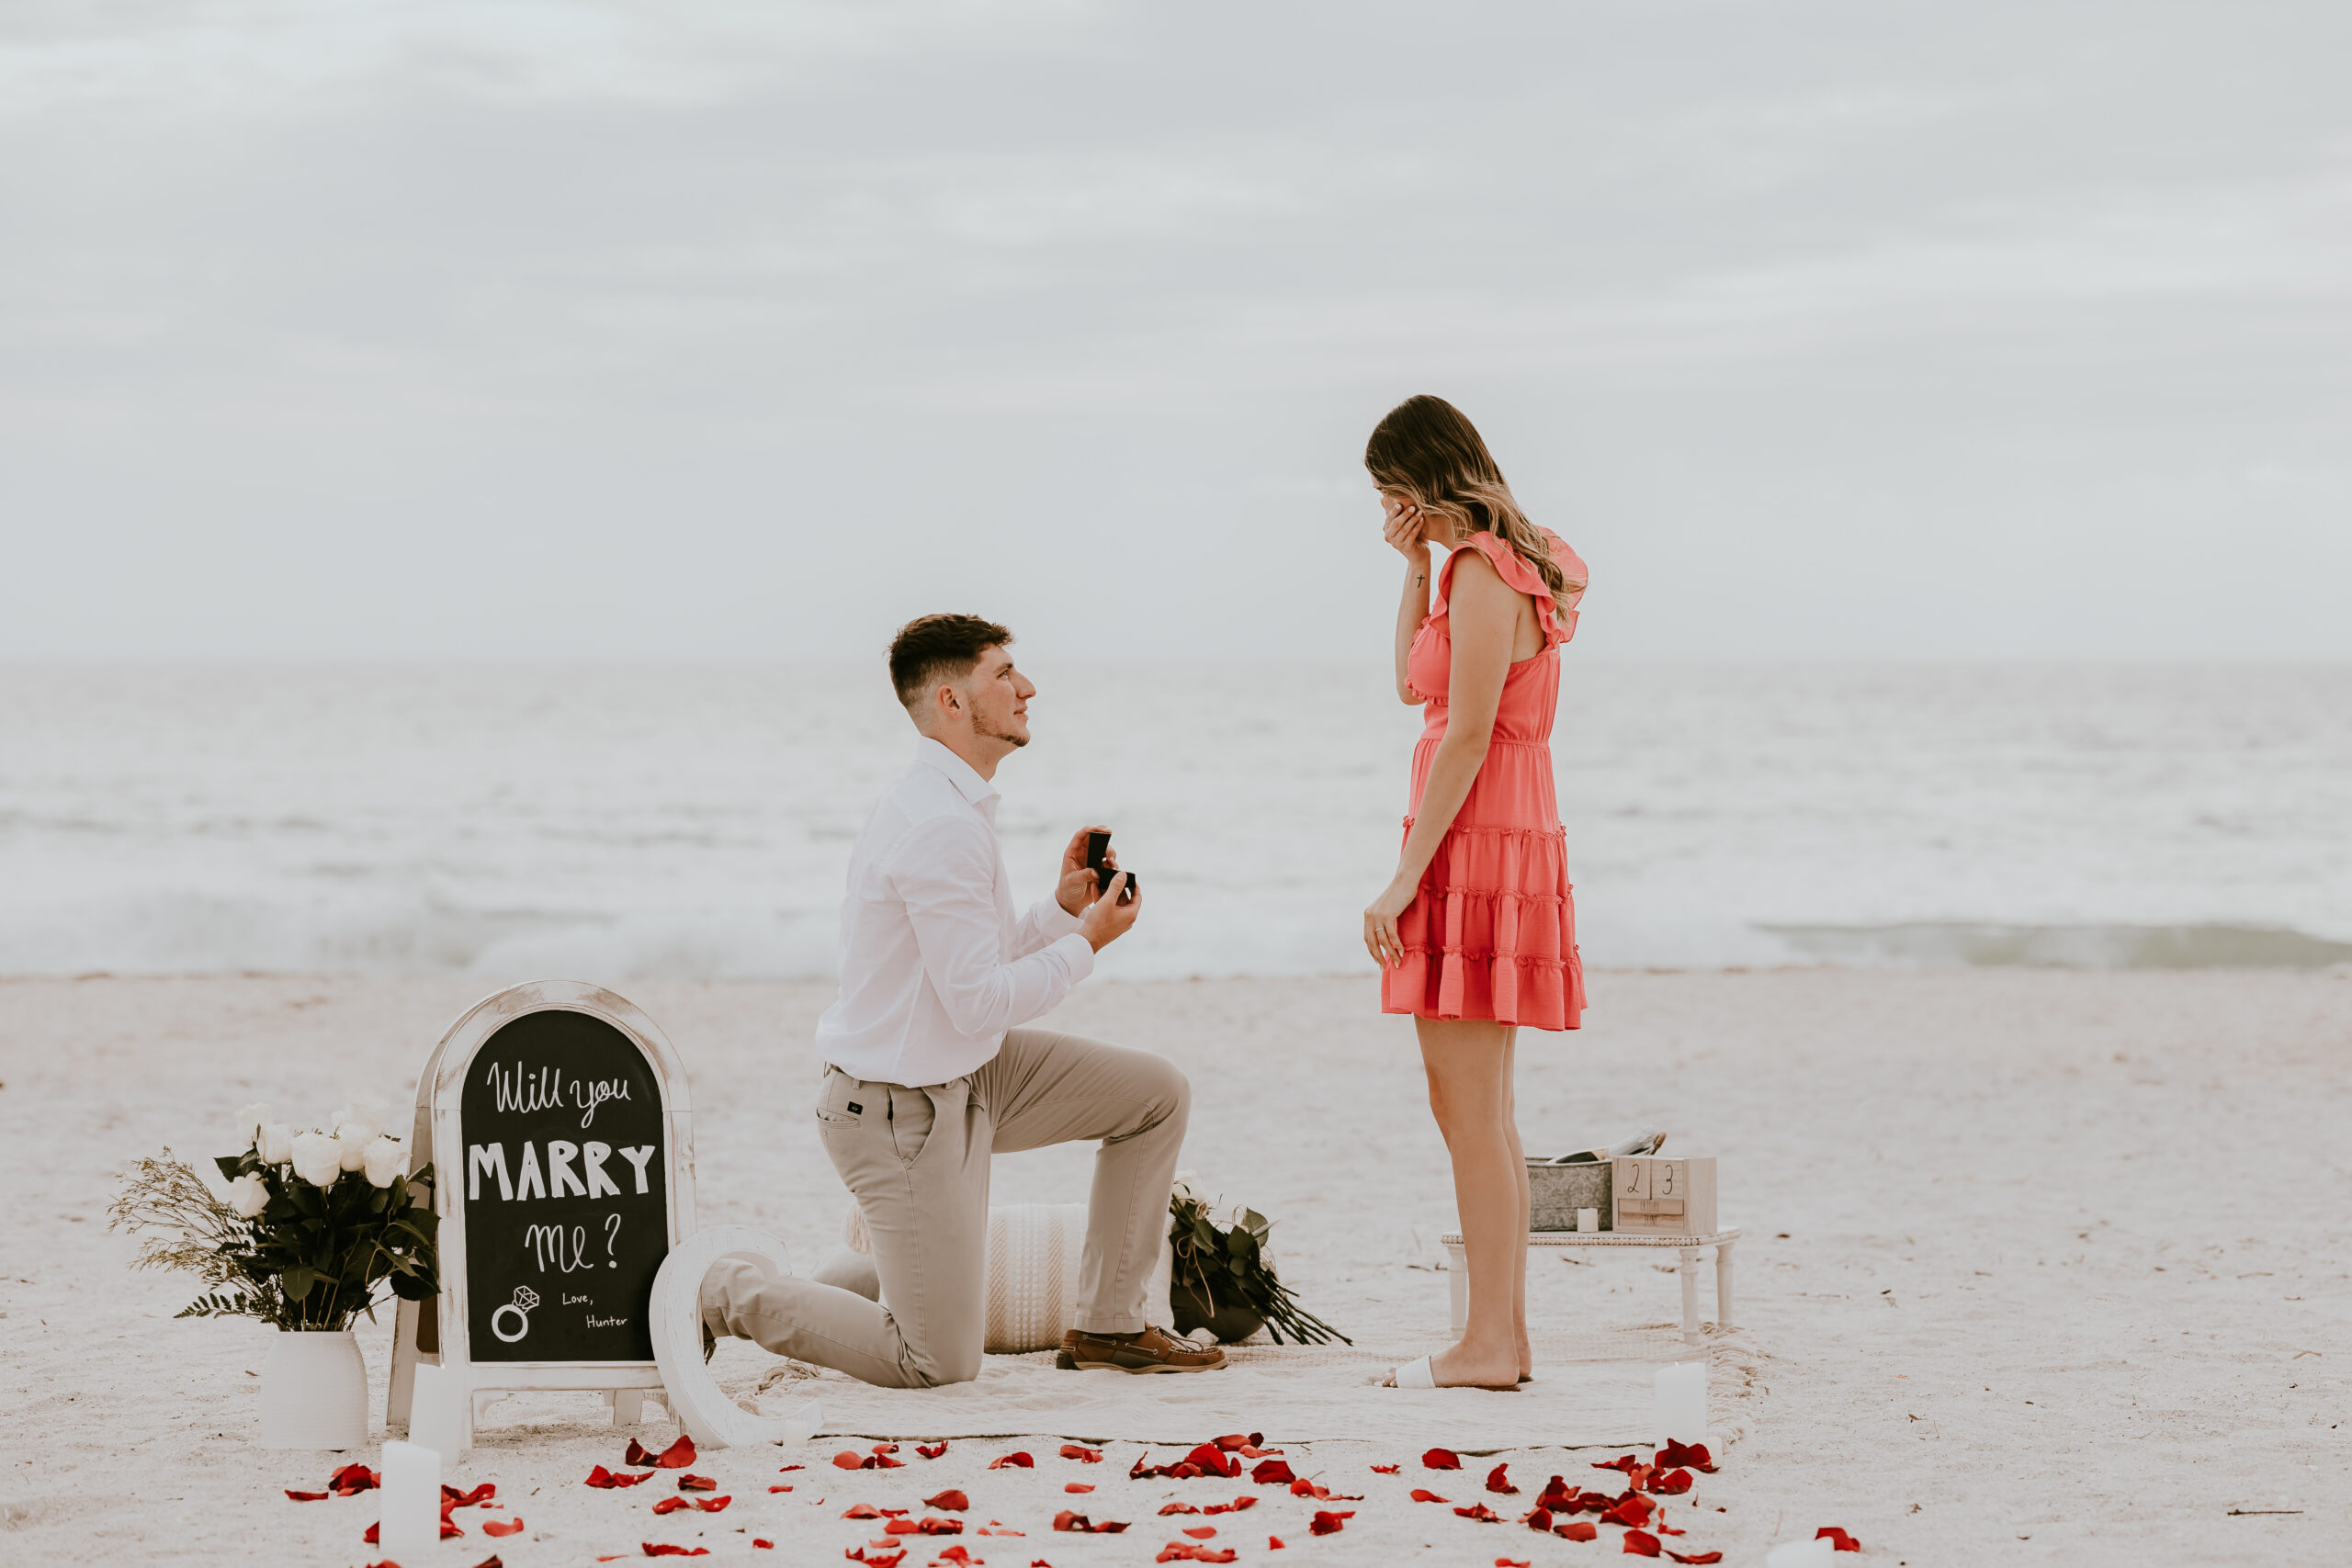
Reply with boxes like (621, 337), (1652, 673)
(259, 1327), (369, 1450)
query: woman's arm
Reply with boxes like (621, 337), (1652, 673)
(1363, 547), (1517, 967)
(1384, 498), (1433, 704)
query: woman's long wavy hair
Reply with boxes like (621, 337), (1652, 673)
(1363, 394), (1584, 615)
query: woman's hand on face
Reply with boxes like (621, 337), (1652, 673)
(1383, 495), (1430, 561)
(1363, 877), (1415, 969)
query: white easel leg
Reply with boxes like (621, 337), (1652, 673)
(613, 1390), (643, 1426)
(387, 1298), (418, 1429)
(1714, 1241), (1736, 1334)
(1678, 1247), (1701, 1345)
(1446, 1241), (1469, 1337)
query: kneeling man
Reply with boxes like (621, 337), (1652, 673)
(702, 614), (1224, 1385)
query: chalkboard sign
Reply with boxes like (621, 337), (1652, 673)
(387, 982), (697, 1456)
(459, 1009), (670, 1362)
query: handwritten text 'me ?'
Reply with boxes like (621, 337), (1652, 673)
(469, 1140), (655, 1202)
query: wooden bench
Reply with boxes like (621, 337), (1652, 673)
(1442, 1225), (1740, 1345)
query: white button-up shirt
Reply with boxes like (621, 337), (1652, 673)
(814, 738), (1096, 1086)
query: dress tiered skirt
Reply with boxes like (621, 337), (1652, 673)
(1380, 738), (1585, 1031)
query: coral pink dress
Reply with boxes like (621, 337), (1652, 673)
(1381, 527), (1588, 1031)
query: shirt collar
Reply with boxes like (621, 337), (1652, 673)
(913, 737), (1001, 808)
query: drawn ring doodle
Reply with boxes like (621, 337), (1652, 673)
(491, 1284), (539, 1343)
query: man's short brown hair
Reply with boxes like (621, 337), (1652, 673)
(888, 614), (1012, 709)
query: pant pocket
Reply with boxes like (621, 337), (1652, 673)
(888, 1083), (937, 1166)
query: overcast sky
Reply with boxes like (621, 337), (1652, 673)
(4, 1), (2346, 663)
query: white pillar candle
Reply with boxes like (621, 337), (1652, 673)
(1653, 1360), (1706, 1447)
(1764, 1538), (1838, 1567)
(378, 1438), (443, 1561)
(407, 1363), (463, 1466)
(1577, 1207), (1600, 1234)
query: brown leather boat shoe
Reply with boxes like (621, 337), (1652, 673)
(1056, 1325), (1227, 1373)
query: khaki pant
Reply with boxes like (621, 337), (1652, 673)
(702, 1026), (1189, 1388)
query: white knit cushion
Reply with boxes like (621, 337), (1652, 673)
(842, 1201), (1171, 1355)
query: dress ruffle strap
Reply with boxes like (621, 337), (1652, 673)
(1447, 527), (1586, 649)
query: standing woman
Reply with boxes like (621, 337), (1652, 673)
(1363, 395), (1588, 1391)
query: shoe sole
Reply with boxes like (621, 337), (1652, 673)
(1056, 1349), (1225, 1373)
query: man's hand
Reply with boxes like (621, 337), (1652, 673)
(1079, 871), (1140, 952)
(1055, 823), (1114, 918)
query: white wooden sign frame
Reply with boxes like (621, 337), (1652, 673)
(387, 980), (695, 1452)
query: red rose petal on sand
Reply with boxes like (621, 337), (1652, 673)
(1309, 1510), (1352, 1536)
(1250, 1460), (1295, 1485)
(1816, 1528), (1860, 1552)
(1556, 1522), (1600, 1542)
(1059, 1444), (1102, 1462)
(448, 1483), (496, 1506)
(918, 1443), (950, 1460)
(1453, 1505), (1502, 1523)
(1410, 1489), (1450, 1504)
(1159, 1503), (1201, 1516)
(1656, 1441), (1717, 1473)
(677, 1474), (717, 1492)
(1649, 1469), (1693, 1496)
(364, 1523), (379, 1544)
(920, 1517), (965, 1535)
(483, 1517), (525, 1538)
(286, 1490), (329, 1502)
(770, 1485), (794, 1494)
(934, 1550), (978, 1567)
(1522, 1508), (1554, 1532)
(1601, 1495), (1656, 1529)
(1497, 1560), (1532, 1567)
(1268, 1538), (1285, 1551)
(1623, 1530), (1663, 1557)
(1066, 1483), (1094, 1494)
(472, 1557), (503, 1568)
(641, 1545), (712, 1557)
(625, 1439), (657, 1467)
(695, 1495), (730, 1513)
(1371, 1465), (1400, 1474)
(653, 1435), (697, 1469)
(1182, 1444), (1241, 1477)
(753, 1540), (773, 1551)
(1487, 1463), (1520, 1495)
(1593, 1455), (1641, 1473)
(651, 1496), (688, 1515)
(779, 1465), (806, 1472)
(332, 1462), (380, 1494)
(1667, 1552), (1724, 1564)
(442, 1518), (464, 1539)
(989, 1452), (1035, 1470)
(1423, 1448), (1463, 1471)
(925, 1490), (970, 1511)
(834, 1451), (870, 1471)
(844, 1504), (884, 1518)
(1183, 1527), (1216, 1540)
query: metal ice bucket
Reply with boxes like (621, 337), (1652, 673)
(1528, 1158), (1613, 1231)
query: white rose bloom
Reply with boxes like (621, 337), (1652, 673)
(255, 1122), (295, 1165)
(226, 1171), (271, 1217)
(234, 1102), (271, 1149)
(362, 1135), (405, 1190)
(336, 1130), (371, 1172)
(289, 1130), (345, 1188)
(333, 1102), (385, 1145)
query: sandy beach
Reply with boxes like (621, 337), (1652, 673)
(4, 967), (2347, 1566)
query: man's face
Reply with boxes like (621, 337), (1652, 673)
(960, 645), (1034, 750)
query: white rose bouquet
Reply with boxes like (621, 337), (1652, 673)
(108, 1094), (439, 1331)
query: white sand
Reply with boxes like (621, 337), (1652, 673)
(4, 969), (2348, 1565)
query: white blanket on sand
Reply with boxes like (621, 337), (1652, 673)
(741, 1325), (1736, 1453)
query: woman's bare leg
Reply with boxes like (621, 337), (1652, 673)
(1400, 1015), (1521, 1388)
(1501, 1027), (1532, 1379)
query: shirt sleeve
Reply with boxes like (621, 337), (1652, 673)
(1013, 889), (1086, 957)
(886, 815), (1096, 1039)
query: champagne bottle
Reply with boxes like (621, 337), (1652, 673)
(1550, 1129), (1665, 1165)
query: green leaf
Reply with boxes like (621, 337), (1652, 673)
(282, 1264), (319, 1302)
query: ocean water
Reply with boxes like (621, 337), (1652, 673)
(3, 662), (2347, 980)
